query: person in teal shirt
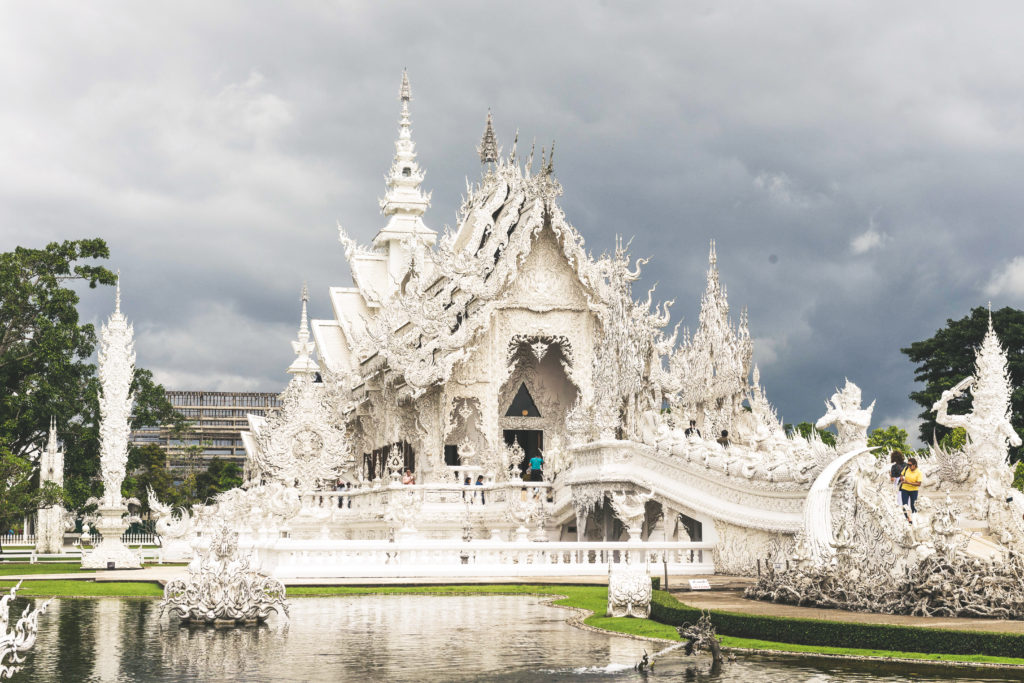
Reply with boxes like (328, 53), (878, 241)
(528, 454), (544, 481)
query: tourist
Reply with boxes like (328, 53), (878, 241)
(685, 420), (701, 438)
(889, 451), (905, 506)
(900, 457), (923, 522)
(529, 453), (544, 481)
(402, 468), (415, 485)
(475, 474), (486, 504)
(463, 476), (471, 500)
(717, 430), (730, 448)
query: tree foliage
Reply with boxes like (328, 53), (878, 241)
(866, 425), (913, 455)
(0, 239), (182, 525)
(902, 306), (1024, 462)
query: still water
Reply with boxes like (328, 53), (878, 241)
(11, 594), (1021, 682)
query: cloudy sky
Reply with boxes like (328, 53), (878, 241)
(3, 2), (1023, 443)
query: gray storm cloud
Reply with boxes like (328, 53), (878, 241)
(3, 1), (1024, 444)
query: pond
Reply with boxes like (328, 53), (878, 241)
(11, 594), (1022, 682)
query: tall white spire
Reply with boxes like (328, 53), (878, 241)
(375, 69), (434, 247)
(97, 280), (135, 508)
(288, 283), (318, 375)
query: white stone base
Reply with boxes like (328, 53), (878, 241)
(80, 507), (142, 569)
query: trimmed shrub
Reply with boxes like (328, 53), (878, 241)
(650, 591), (1024, 658)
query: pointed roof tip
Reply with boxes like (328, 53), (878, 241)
(114, 269), (122, 314)
(708, 239), (717, 266)
(399, 69), (411, 101)
(478, 109), (499, 164)
(301, 281), (309, 303)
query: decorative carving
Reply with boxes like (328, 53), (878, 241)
(815, 379), (875, 453)
(81, 281), (142, 569)
(160, 522), (288, 625)
(1, 581), (50, 679)
(252, 374), (353, 489)
(607, 564), (652, 618)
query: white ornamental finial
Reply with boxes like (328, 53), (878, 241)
(400, 68), (411, 102)
(478, 109), (499, 164)
(288, 284), (317, 375)
(47, 415), (58, 454)
(376, 70), (432, 236)
(115, 270), (121, 315)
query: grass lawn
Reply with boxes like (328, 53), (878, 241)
(719, 635), (1024, 667)
(0, 563), (93, 575)
(0, 579), (164, 597)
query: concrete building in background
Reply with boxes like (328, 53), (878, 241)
(131, 390), (281, 471)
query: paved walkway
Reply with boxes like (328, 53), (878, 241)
(673, 589), (1024, 634)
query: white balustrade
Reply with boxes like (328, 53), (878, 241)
(253, 538), (713, 578)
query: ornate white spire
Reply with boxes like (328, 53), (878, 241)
(288, 283), (318, 375)
(478, 109), (499, 164)
(98, 280), (136, 508)
(46, 416), (58, 459)
(375, 69), (433, 246)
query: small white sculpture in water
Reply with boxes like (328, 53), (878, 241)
(606, 564), (652, 618)
(1, 581), (51, 679)
(160, 522), (288, 625)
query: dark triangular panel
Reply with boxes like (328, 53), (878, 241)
(505, 383), (541, 417)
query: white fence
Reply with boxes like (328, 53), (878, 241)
(1, 533), (36, 545)
(255, 539), (715, 579)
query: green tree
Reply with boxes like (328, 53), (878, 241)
(195, 458), (243, 505)
(866, 425), (913, 455)
(0, 239), (182, 516)
(901, 306), (1024, 462)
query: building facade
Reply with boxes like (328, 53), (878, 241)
(131, 390), (281, 471)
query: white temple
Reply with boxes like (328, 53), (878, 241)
(145, 73), (1023, 581)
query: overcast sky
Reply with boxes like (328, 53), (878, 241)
(3, 2), (1024, 444)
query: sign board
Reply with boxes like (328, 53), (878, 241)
(688, 579), (711, 590)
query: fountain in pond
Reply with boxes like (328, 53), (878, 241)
(1, 581), (50, 679)
(160, 522), (289, 626)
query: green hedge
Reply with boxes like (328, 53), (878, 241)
(650, 591), (1024, 658)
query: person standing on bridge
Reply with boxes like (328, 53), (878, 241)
(899, 457), (922, 523)
(889, 451), (905, 506)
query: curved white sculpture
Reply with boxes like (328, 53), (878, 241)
(161, 523), (288, 625)
(1, 581), (51, 679)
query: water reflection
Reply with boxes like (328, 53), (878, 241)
(11, 595), (1024, 682)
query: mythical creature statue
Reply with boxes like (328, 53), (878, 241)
(931, 312), (1022, 466)
(160, 522), (288, 625)
(606, 564), (652, 618)
(608, 489), (654, 541)
(815, 379), (875, 453)
(1, 581), (51, 679)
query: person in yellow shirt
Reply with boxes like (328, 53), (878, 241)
(900, 457), (923, 522)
